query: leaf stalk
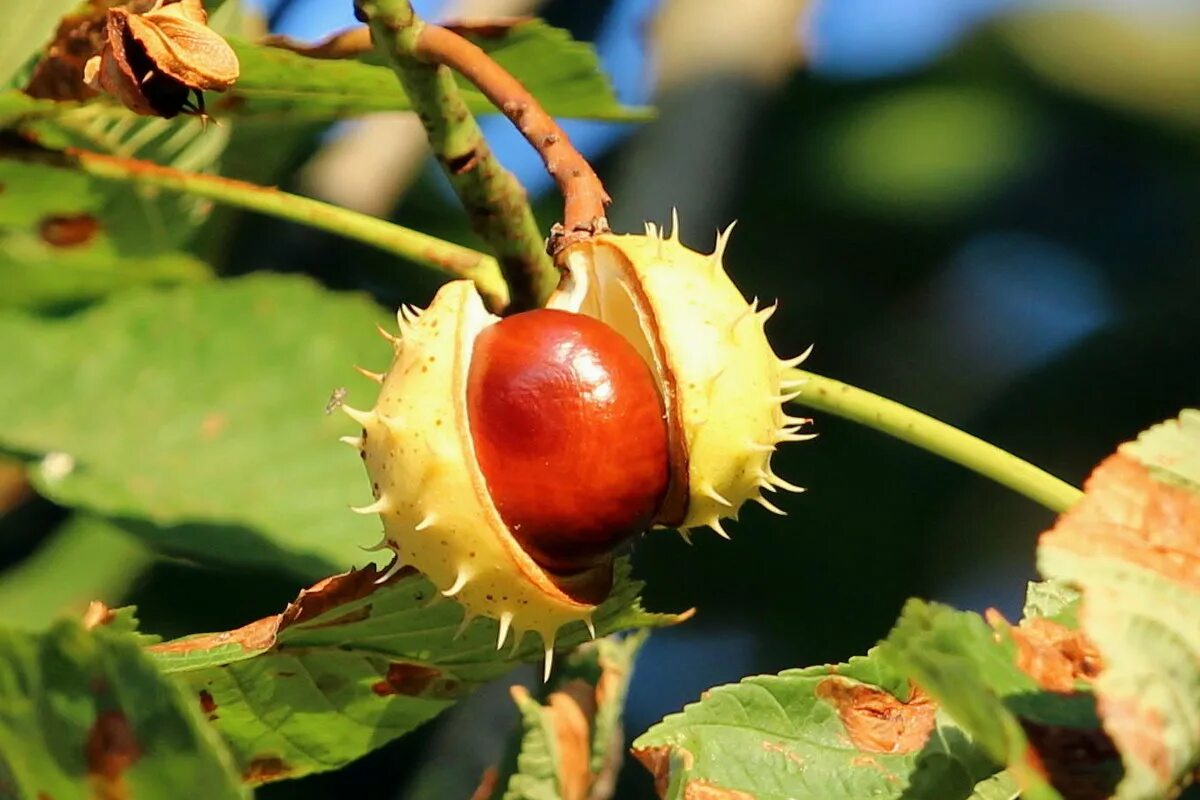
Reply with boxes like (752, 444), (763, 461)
(0, 137), (510, 310)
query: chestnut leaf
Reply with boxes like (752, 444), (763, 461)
(1038, 410), (1200, 800)
(219, 19), (649, 122)
(493, 630), (649, 800)
(147, 559), (683, 785)
(0, 275), (388, 576)
(0, 619), (245, 799)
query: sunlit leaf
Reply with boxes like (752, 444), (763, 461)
(218, 19), (648, 122)
(0, 274), (390, 576)
(633, 642), (999, 800)
(1, 105), (228, 310)
(1001, 11), (1200, 129)
(1038, 410), (1200, 799)
(810, 87), (1039, 217)
(149, 560), (682, 784)
(0, 0), (82, 89)
(496, 630), (647, 800)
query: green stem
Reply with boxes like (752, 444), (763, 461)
(358, 0), (558, 311)
(792, 370), (1082, 513)
(2, 141), (510, 310)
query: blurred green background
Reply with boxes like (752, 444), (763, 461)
(2, 0), (1199, 797)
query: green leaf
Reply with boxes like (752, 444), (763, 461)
(0, 91), (70, 127)
(0, 274), (390, 576)
(148, 559), (682, 784)
(497, 630), (648, 800)
(877, 601), (1066, 800)
(0, 620), (246, 799)
(0, 0), (82, 89)
(968, 771), (1020, 800)
(1122, 408), (1200, 491)
(633, 645), (1000, 800)
(220, 20), (649, 122)
(0, 514), (153, 630)
(1, 106), (229, 310)
(810, 87), (1039, 217)
(1038, 410), (1200, 799)
(1022, 581), (1081, 628)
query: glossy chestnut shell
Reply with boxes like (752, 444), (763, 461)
(467, 309), (670, 575)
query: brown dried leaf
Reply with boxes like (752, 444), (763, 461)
(510, 682), (595, 800)
(147, 561), (407, 658)
(86, 710), (142, 800)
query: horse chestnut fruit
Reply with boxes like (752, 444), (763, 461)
(467, 309), (670, 577)
(342, 217), (811, 676)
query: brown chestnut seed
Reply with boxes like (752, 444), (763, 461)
(466, 309), (670, 576)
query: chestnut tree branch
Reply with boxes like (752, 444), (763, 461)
(791, 369), (1083, 513)
(0, 138), (510, 311)
(413, 25), (610, 245)
(357, 0), (558, 310)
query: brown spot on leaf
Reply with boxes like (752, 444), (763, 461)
(86, 710), (141, 800)
(0, 460), (32, 515)
(633, 744), (693, 798)
(198, 689), (217, 716)
(1041, 453), (1200, 589)
(39, 214), (101, 248)
(242, 755), (290, 785)
(761, 740), (804, 767)
(199, 412), (227, 439)
(683, 781), (756, 799)
(149, 615), (278, 656)
(1002, 614), (1103, 692)
(81, 600), (115, 630)
(370, 663), (441, 697)
(816, 678), (937, 754)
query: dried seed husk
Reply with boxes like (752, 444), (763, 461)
(82, 0), (238, 118)
(131, 0), (239, 90)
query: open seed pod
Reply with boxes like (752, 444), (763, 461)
(83, 0), (239, 118)
(342, 216), (810, 676)
(551, 217), (813, 534)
